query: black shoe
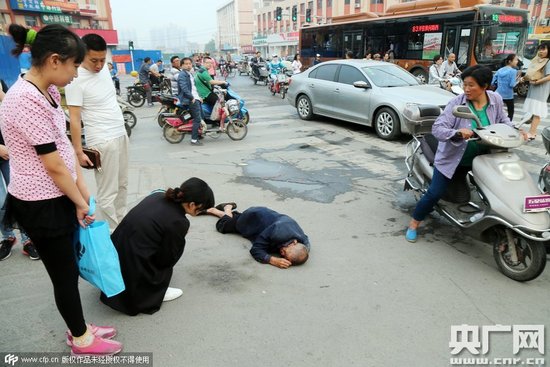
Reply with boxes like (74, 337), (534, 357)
(22, 241), (40, 260)
(190, 140), (203, 146)
(0, 237), (15, 261)
(215, 202), (237, 211)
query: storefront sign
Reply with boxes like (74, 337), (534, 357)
(9, 0), (62, 13)
(43, 0), (78, 10)
(41, 13), (73, 24)
(266, 32), (299, 45)
(241, 45), (255, 54)
(253, 36), (267, 46)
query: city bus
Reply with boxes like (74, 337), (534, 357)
(299, 0), (529, 82)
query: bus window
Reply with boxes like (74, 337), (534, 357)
(406, 33), (424, 60)
(443, 27), (458, 57)
(476, 25), (524, 65)
(457, 28), (471, 69)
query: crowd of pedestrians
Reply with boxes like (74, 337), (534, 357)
(0, 24), (312, 357)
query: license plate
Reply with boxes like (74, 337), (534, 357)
(183, 113), (191, 120)
(524, 195), (550, 213)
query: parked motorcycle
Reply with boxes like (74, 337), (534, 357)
(404, 104), (548, 281)
(250, 62), (269, 85)
(118, 97), (137, 133)
(126, 75), (169, 108)
(161, 86), (248, 144)
(268, 69), (292, 99)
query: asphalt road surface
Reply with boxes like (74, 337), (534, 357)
(1, 73), (549, 367)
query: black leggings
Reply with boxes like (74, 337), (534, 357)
(33, 233), (87, 337)
(503, 98), (514, 120)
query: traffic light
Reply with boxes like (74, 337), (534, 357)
(292, 5), (297, 22)
(128, 40), (134, 51)
(275, 7), (282, 21)
(305, 8), (312, 22)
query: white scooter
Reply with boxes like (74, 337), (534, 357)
(404, 104), (548, 282)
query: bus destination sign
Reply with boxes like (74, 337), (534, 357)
(411, 24), (441, 33)
(492, 14), (523, 24)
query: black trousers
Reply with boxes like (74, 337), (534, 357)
(503, 98), (514, 120)
(33, 233), (87, 337)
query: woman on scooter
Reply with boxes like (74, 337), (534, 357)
(405, 65), (526, 243)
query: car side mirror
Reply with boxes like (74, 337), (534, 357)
(353, 81), (371, 89)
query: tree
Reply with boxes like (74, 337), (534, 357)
(204, 39), (216, 54)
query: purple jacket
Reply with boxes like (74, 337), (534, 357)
(432, 91), (513, 179)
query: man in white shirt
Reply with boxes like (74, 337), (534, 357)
(177, 57), (204, 146)
(65, 34), (128, 232)
(149, 59), (162, 85)
(167, 55), (180, 95)
(443, 53), (461, 77)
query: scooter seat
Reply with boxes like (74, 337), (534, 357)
(419, 134), (438, 165)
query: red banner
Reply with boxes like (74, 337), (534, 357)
(112, 54), (131, 63)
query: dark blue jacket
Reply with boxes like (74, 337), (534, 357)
(177, 70), (194, 106)
(235, 207), (310, 263)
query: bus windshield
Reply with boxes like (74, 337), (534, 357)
(476, 25), (523, 63)
(361, 65), (419, 87)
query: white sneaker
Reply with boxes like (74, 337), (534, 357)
(163, 287), (183, 302)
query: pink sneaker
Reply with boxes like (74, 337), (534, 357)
(71, 335), (122, 356)
(66, 324), (117, 346)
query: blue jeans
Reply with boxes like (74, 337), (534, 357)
(187, 100), (202, 141)
(412, 167), (451, 222)
(0, 160), (29, 242)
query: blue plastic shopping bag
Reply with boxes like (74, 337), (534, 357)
(75, 197), (125, 297)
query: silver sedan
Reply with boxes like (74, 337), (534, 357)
(287, 60), (455, 140)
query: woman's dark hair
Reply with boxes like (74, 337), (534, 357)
(433, 55), (443, 64)
(81, 33), (107, 52)
(9, 24), (85, 67)
(165, 177), (214, 211)
(502, 53), (516, 67)
(537, 41), (549, 57)
(461, 65), (493, 88)
(293, 53), (299, 61)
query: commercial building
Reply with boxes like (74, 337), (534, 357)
(253, 0), (550, 58)
(216, 0), (255, 55)
(0, 0), (118, 83)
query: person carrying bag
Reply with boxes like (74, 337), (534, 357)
(77, 197), (125, 297)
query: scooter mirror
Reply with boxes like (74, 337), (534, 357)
(452, 105), (483, 129)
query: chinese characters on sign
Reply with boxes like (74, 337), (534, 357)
(10, 0), (62, 14)
(450, 324), (544, 355)
(41, 14), (73, 25)
(411, 24), (441, 33)
(492, 14), (524, 24)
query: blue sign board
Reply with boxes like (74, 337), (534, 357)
(9, 0), (62, 14)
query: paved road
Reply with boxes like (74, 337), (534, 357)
(1, 73), (549, 367)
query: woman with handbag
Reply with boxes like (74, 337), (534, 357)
(100, 177), (214, 316)
(523, 42), (550, 140)
(0, 24), (122, 356)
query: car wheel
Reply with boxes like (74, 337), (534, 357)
(412, 68), (428, 84)
(296, 95), (313, 120)
(516, 82), (529, 98)
(374, 107), (401, 140)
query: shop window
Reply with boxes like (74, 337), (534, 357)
(24, 15), (38, 27)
